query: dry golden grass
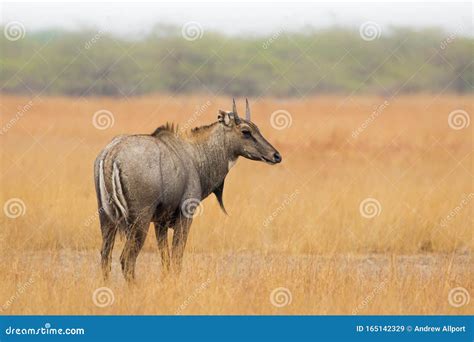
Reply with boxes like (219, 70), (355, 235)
(0, 93), (472, 315)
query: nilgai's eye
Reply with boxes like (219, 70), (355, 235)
(241, 129), (251, 138)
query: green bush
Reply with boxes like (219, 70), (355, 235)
(0, 26), (472, 96)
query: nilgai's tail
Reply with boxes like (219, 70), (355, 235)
(98, 159), (129, 228)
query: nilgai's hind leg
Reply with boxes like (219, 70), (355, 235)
(170, 216), (192, 275)
(120, 217), (150, 282)
(154, 223), (170, 277)
(99, 213), (118, 281)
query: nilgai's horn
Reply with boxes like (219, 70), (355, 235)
(245, 98), (251, 121)
(232, 98), (241, 123)
(232, 98), (238, 115)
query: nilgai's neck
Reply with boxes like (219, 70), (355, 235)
(188, 125), (236, 198)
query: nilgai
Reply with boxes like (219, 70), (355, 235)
(94, 99), (282, 281)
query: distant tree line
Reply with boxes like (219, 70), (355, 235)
(0, 25), (472, 97)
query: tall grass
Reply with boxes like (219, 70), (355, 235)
(0, 94), (472, 314)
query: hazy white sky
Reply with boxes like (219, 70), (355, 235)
(1, 1), (472, 36)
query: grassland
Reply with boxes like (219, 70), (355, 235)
(0, 94), (472, 314)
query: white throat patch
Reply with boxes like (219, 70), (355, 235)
(228, 159), (237, 171)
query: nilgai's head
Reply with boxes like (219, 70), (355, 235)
(218, 99), (282, 164)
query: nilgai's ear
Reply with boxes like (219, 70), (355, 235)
(218, 110), (232, 126)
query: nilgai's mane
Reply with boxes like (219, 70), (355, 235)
(151, 121), (219, 138)
(151, 122), (179, 136)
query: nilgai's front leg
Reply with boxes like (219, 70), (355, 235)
(120, 217), (150, 282)
(154, 223), (170, 276)
(171, 216), (192, 275)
